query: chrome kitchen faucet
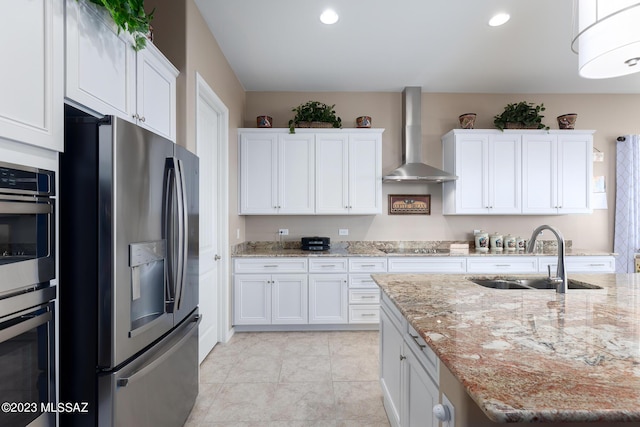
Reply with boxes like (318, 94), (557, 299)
(526, 225), (568, 293)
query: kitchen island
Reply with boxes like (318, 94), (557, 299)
(372, 273), (640, 426)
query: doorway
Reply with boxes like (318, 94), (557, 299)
(195, 72), (230, 363)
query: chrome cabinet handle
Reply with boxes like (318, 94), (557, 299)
(400, 354), (406, 361)
(361, 295), (376, 299)
(214, 254), (221, 261)
(361, 313), (377, 317)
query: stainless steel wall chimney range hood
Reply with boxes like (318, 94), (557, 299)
(383, 87), (458, 183)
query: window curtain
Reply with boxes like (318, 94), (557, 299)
(614, 134), (640, 273)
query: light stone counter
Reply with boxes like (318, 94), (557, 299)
(232, 241), (614, 258)
(372, 273), (640, 423)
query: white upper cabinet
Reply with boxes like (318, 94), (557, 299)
(522, 132), (593, 214)
(316, 130), (382, 214)
(65, 0), (177, 141)
(65, 0), (135, 118)
(0, 0), (64, 151)
(239, 131), (315, 214)
(442, 131), (521, 214)
(135, 44), (178, 141)
(442, 129), (593, 215)
(238, 129), (383, 215)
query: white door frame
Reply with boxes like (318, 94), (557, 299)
(195, 72), (231, 344)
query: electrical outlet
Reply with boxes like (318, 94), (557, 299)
(278, 229), (289, 236)
(339, 229), (349, 236)
(236, 228), (240, 239)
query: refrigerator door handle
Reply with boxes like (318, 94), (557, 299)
(164, 158), (181, 312)
(177, 158), (189, 310)
(173, 158), (186, 311)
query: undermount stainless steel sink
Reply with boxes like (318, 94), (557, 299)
(469, 278), (603, 290)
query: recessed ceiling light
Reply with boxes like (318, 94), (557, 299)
(320, 9), (339, 25)
(488, 13), (510, 27)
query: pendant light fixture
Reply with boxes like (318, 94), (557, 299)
(571, 0), (640, 79)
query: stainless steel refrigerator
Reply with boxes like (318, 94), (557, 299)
(60, 105), (199, 427)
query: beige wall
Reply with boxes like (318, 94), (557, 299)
(245, 92), (640, 251)
(144, 0), (247, 246)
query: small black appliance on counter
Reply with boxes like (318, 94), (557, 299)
(301, 236), (330, 251)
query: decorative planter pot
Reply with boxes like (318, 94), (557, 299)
(458, 113), (476, 129)
(356, 116), (372, 128)
(257, 115), (273, 128)
(557, 113), (577, 129)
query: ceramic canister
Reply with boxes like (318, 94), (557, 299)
(504, 234), (516, 251)
(489, 232), (503, 250)
(516, 237), (527, 251)
(474, 231), (489, 251)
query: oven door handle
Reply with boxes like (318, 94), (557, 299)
(0, 200), (53, 214)
(0, 309), (51, 343)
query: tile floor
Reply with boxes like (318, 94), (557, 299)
(185, 331), (390, 427)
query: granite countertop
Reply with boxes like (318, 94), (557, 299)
(371, 272), (640, 423)
(231, 241), (614, 258)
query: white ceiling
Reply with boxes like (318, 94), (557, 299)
(193, 0), (640, 94)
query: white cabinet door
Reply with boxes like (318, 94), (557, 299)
(316, 131), (382, 214)
(65, 0), (136, 119)
(278, 133), (315, 214)
(315, 133), (349, 214)
(380, 305), (403, 427)
(404, 345), (440, 427)
(444, 133), (489, 214)
(522, 134), (557, 214)
(135, 43), (178, 141)
(233, 274), (271, 325)
(234, 273), (308, 325)
(0, 0), (63, 151)
(272, 274), (308, 324)
(308, 274), (348, 324)
(387, 257), (467, 273)
(239, 133), (278, 214)
(442, 131), (520, 214)
(349, 132), (382, 214)
(466, 257), (539, 274)
(239, 131), (315, 214)
(522, 132), (593, 214)
(557, 134), (592, 213)
(490, 134), (521, 213)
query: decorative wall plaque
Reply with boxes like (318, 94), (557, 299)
(388, 194), (431, 215)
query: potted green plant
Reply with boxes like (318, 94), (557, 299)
(288, 101), (342, 133)
(82, 0), (154, 50)
(493, 101), (549, 131)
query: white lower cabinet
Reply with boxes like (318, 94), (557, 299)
(233, 274), (308, 325)
(466, 256), (539, 274)
(538, 256), (615, 273)
(308, 274), (348, 324)
(381, 295), (440, 427)
(380, 304), (403, 427)
(387, 257), (466, 273)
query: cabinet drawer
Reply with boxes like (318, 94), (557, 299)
(349, 289), (380, 304)
(387, 257), (466, 273)
(349, 305), (380, 324)
(349, 274), (379, 288)
(348, 258), (388, 273)
(466, 256), (538, 273)
(308, 258), (348, 273)
(539, 256), (615, 273)
(406, 323), (439, 385)
(233, 258), (308, 273)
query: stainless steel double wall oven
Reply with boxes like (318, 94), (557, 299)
(0, 162), (56, 427)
